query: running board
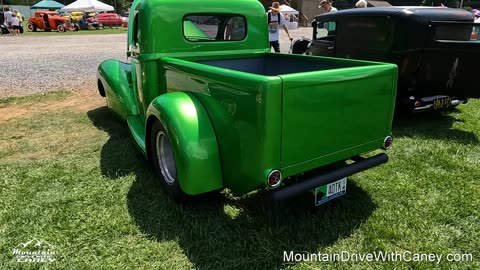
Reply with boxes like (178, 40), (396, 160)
(127, 115), (146, 154)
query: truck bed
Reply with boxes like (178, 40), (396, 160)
(197, 54), (370, 76)
(162, 54), (396, 193)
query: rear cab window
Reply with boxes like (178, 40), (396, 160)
(433, 24), (475, 41)
(183, 14), (246, 42)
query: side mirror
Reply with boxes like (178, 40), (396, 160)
(312, 20), (317, 28)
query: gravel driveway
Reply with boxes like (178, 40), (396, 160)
(0, 28), (312, 98)
(0, 34), (126, 98)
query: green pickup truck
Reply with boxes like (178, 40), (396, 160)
(97, 0), (397, 205)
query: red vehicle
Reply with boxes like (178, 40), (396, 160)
(27, 11), (79, 32)
(96, 13), (122, 27)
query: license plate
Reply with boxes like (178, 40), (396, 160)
(432, 97), (451, 109)
(315, 178), (347, 206)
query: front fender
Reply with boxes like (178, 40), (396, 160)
(97, 59), (138, 120)
(146, 92), (223, 195)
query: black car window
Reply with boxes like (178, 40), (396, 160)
(316, 21), (336, 40)
(338, 17), (391, 50)
(433, 25), (473, 41)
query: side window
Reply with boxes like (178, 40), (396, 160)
(338, 17), (391, 49)
(316, 21), (336, 40)
(183, 14), (246, 42)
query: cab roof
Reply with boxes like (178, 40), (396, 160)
(315, 7), (474, 23)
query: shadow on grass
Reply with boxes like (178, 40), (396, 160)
(393, 109), (478, 144)
(87, 106), (376, 269)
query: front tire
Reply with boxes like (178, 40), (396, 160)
(27, 22), (36, 32)
(150, 120), (189, 202)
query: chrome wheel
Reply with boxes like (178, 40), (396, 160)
(156, 131), (176, 185)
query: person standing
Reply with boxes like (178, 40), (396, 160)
(319, 0), (338, 13)
(355, 0), (368, 8)
(11, 13), (21, 36)
(13, 9), (23, 24)
(267, 2), (292, 53)
(3, 8), (14, 34)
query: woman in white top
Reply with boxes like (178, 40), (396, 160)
(11, 13), (21, 35)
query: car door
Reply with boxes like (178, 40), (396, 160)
(310, 19), (336, 57)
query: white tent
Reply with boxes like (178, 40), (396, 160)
(279, 5), (299, 30)
(279, 5), (299, 15)
(60, 0), (114, 12)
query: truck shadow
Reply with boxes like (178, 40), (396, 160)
(393, 109), (478, 144)
(87, 106), (377, 269)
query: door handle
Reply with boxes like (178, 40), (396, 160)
(328, 46), (334, 50)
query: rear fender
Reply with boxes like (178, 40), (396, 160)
(146, 92), (223, 195)
(97, 59), (138, 120)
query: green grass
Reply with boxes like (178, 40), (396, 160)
(0, 92), (478, 269)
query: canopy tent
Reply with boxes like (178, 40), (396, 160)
(60, 0), (114, 12)
(279, 5), (299, 30)
(279, 4), (299, 15)
(31, 0), (65, 10)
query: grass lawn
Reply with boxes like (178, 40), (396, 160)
(0, 91), (478, 269)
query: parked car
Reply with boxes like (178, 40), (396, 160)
(96, 13), (122, 27)
(295, 7), (480, 112)
(70, 11), (85, 21)
(27, 11), (79, 32)
(97, 0), (396, 204)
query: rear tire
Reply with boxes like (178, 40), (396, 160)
(150, 120), (189, 202)
(57, 24), (65, 33)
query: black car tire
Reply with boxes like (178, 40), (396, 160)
(150, 120), (189, 202)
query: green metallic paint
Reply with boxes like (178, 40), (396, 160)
(281, 64), (397, 167)
(161, 56), (283, 194)
(127, 115), (147, 154)
(98, 0), (397, 197)
(98, 60), (138, 120)
(146, 92), (223, 195)
(128, 0), (269, 55)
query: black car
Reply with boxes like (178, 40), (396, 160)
(294, 7), (480, 112)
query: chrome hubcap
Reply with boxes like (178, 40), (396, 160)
(156, 131), (176, 185)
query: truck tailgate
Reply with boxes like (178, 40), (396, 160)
(281, 65), (396, 168)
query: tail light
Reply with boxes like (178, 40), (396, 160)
(267, 170), (283, 188)
(383, 136), (393, 150)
